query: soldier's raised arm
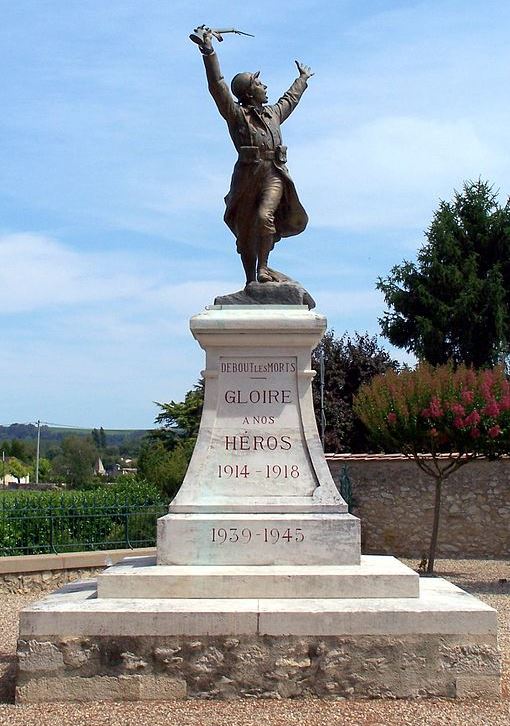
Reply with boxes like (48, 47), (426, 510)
(191, 26), (237, 123)
(274, 61), (314, 124)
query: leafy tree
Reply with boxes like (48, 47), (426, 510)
(152, 378), (204, 449)
(378, 180), (510, 367)
(45, 444), (63, 462)
(139, 379), (205, 496)
(7, 457), (30, 483)
(31, 457), (52, 482)
(137, 439), (195, 499)
(53, 436), (98, 488)
(311, 331), (398, 452)
(118, 432), (144, 457)
(354, 363), (510, 572)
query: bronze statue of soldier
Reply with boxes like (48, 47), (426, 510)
(191, 26), (314, 285)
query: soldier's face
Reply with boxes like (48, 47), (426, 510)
(251, 77), (268, 104)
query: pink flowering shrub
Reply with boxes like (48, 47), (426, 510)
(354, 363), (510, 573)
(354, 363), (510, 458)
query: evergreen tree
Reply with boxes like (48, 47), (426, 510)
(92, 427), (107, 450)
(9, 439), (27, 461)
(378, 180), (510, 367)
(99, 427), (107, 449)
(91, 429), (101, 448)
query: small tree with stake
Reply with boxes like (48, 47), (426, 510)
(354, 363), (510, 573)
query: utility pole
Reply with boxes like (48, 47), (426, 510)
(1, 449), (5, 487)
(35, 419), (41, 485)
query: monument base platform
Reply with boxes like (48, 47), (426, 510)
(16, 566), (500, 703)
(96, 554), (419, 599)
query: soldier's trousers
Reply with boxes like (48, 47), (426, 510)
(257, 166), (284, 242)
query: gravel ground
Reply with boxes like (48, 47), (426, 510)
(0, 558), (508, 726)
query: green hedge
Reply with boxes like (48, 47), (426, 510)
(0, 481), (168, 556)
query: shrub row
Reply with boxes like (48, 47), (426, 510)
(0, 480), (168, 556)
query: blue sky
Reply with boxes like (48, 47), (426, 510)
(1, 0), (510, 429)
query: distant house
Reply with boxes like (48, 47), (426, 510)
(105, 458), (138, 477)
(119, 458), (137, 475)
(3, 474), (30, 486)
(2, 459), (30, 487)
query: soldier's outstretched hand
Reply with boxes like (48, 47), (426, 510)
(295, 61), (314, 80)
(191, 25), (214, 52)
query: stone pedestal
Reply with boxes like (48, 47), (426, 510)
(16, 305), (501, 702)
(166, 307), (349, 515)
(158, 306), (360, 571)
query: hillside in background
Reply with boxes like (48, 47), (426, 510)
(0, 423), (148, 457)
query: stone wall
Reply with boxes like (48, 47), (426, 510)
(0, 548), (156, 594)
(327, 455), (510, 559)
(16, 632), (501, 702)
(0, 568), (101, 595)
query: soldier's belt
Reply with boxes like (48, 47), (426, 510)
(238, 145), (287, 163)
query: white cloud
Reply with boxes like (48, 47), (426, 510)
(0, 232), (239, 317)
(291, 115), (506, 232)
(0, 233), (146, 313)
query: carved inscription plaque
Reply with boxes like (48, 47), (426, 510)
(201, 356), (317, 500)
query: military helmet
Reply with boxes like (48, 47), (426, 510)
(231, 71), (260, 101)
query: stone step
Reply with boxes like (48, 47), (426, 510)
(96, 554), (419, 599)
(20, 576), (495, 637)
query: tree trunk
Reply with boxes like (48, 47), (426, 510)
(427, 476), (443, 574)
